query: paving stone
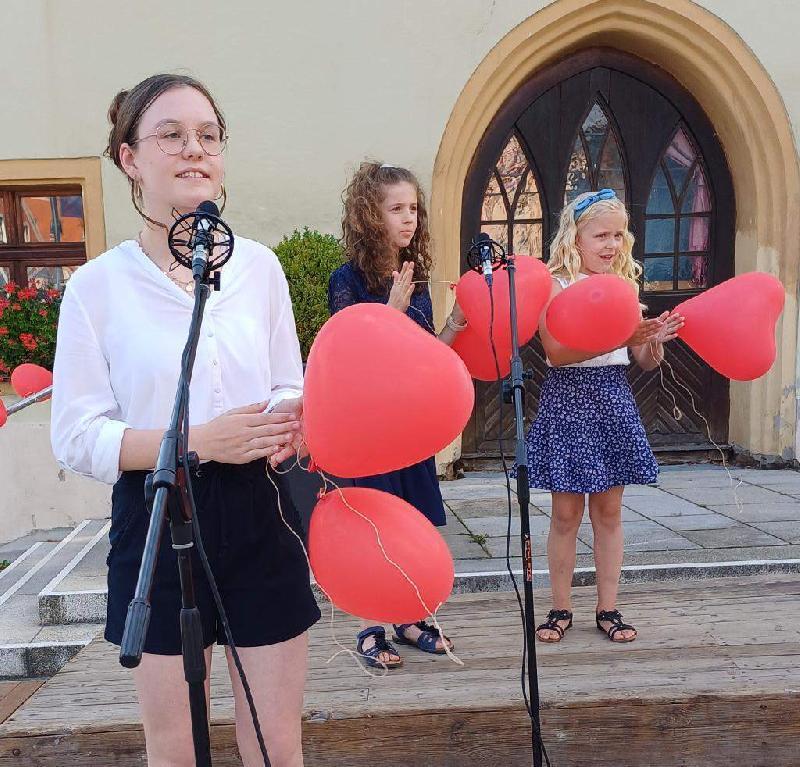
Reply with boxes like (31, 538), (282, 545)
(578, 522), (701, 553)
(621, 484), (664, 496)
(749, 521), (800, 545)
(655, 513), (740, 532)
(705, 503), (800, 523)
(464, 515), (553, 538)
(667, 485), (791, 506)
(484, 534), (591, 558)
(739, 481), (800, 497)
(623, 493), (708, 517)
(440, 484), (519, 501)
(445, 498), (545, 519)
(732, 469), (800, 485)
(679, 526), (787, 549)
(441, 534), (491, 559)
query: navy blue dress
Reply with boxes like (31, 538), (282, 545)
(327, 262), (446, 527)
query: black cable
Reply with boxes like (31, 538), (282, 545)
(180, 375), (271, 765)
(486, 275), (552, 767)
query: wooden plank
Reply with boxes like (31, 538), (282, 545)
(2, 574), (799, 765)
(1, 694), (797, 766)
(0, 682), (44, 726)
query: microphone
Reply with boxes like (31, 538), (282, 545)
(466, 232), (504, 287)
(167, 201), (234, 286)
(476, 232), (494, 287)
(189, 200), (220, 281)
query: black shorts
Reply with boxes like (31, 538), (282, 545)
(104, 459), (321, 655)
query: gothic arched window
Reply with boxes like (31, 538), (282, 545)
(479, 134), (543, 258)
(564, 99), (627, 204)
(643, 126), (711, 292)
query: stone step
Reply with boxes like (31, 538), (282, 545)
(38, 521), (109, 626)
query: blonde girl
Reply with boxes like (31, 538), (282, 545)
(523, 189), (683, 644)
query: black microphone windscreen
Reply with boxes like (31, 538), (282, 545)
(476, 232), (491, 243)
(197, 200), (219, 218)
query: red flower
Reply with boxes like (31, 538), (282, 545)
(11, 304), (21, 311)
(19, 333), (38, 351)
(3, 282), (18, 295)
(46, 288), (61, 300)
(17, 288), (37, 300)
(39, 309), (48, 317)
(0, 327), (8, 336)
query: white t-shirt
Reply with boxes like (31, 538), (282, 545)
(50, 237), (303, 484)
(546, 272), (630, 368)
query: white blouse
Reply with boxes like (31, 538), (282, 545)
(547, 273), (630, 368)
(51, 237), (303, 485)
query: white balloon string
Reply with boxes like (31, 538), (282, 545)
(649, 341), (744, 514)
(263, 464), (390, 678)
(264, 459), (462, 671)
(319, 471), (463, 667)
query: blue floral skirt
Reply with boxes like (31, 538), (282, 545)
(519, 365), (658, 494)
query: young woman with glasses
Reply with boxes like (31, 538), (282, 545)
(51, 73), (319, 767)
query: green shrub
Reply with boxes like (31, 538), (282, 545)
(273, 228), (344, 359)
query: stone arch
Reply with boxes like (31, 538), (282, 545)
(431, 0), (800, 460)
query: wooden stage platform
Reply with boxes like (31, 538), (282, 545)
(1, 574), (799, 766)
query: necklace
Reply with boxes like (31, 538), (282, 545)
(136, 236), (195, 293)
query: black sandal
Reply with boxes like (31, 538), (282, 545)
(356, 626), (403, 669)
(596, 609), (637, 643)
(536, 609), (573, 643)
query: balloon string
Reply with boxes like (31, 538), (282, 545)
(406, 304), (437, 335)
(265, 448), (463, 670)
(649, 342), (744, 514)
(264, 461), (391, 679)
(319, 471), (463, 667)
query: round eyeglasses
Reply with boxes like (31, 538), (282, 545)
(131, 121), (228, 156)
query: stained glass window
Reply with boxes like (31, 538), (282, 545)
(479, 134), (543, 258)
(643, 127), (711, 292)
(564, 100), (627, 204)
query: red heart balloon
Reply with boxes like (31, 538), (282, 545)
(309, 487), (454, 623)
(675, 272), (784, 381)
(457, 256), (551, 348)
(546, 274), (640, 353)
(303, 303), (474, 477)
(10, 364), (53, 398)
(450, 322), (510, 381)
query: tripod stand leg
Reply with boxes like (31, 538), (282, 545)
(180, 602), (212, 767)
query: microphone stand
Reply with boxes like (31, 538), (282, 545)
(467, 237), (546, 767)
(505, 254), (545, 767)
(119, 270), (213, 766)
(6, 385), (53, 415)
(118, 205), (235, 767)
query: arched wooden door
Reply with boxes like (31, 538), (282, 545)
(460, 49), (735, 457)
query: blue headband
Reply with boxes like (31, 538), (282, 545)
(574, 188), (617, 220)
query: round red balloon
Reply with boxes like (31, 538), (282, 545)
(303, 303), (474, 477)
(675, 272), (784, 381)
(309, 487), (455, 623)
(0, 399), (6, 428)
(546, 274), (640, 353)
(450, 322), (510, 381)
(457, 256), (552, 348)
(10, 364), (53, 398)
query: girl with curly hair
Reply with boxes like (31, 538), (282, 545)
(328, 162), (467, 669)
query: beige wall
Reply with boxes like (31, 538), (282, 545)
(1, 1), (798, 245)
(1, 0), (798, 540)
